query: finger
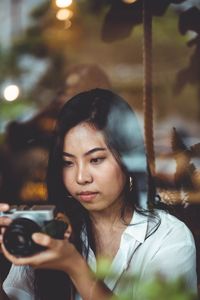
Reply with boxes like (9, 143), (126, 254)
(2, 233), (58, 265)
(65, 223), (72, 235)
(64, 231), (71, 239)
(55, 213), (71, 236)
(1, 227), (6, 235)
(1, 243), (25, 264)
(0, 217), (12, 227)
(32, 233), (58, 248)
(2, 241), (55, 265)
(0, 203), (10, 211)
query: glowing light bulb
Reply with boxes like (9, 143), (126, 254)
(55, 0), (72, 8)
(56, 8), (73, 21)
(3, 85), (20, 101)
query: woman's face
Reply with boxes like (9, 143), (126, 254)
(62, 122), (126, 213)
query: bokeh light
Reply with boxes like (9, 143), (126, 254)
(122, 0), (138, 3)
(56, 8), (73, 21)
(3, 85), (20, 101)
(65, 19), (72, 29)
(55, 0), (72, 8)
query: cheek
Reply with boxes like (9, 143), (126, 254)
(113, 171), (126, 192)
(62, 169), (74, 192)
(101, 164), (126, 192)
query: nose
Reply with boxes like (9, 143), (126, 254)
(76, 164), (93, 185)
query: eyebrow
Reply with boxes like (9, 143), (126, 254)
(62, 147), (107, 158)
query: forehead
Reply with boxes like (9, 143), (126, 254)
(63, 123), (107, 150)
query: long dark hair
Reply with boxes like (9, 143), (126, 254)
(34, 88), (160, 300)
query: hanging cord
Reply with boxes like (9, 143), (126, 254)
(142, 0), (156, 177)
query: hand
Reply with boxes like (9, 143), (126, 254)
(1, 231), (80, 274)
(0, 203), (12, 253)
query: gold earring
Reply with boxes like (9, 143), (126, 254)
(129, 177), (133, 192)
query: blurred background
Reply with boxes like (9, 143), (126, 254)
(0, 0), (200, 284)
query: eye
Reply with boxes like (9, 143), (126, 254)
(62, 160), (74, 168)
(90, 157), (105, 165)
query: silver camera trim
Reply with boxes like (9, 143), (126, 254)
(0, 205), (56, 226)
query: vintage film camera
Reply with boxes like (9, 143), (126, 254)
(1, 205), (68, 257)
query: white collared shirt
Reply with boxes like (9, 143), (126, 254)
(3, 210), (197, 300)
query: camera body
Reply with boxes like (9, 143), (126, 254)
(1, 205), (55, 223)
(2, 205), (67, 257)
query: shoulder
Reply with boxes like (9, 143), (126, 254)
(154, 209), (191, 232)
(131, 210), (197, 292)
(148, 209), (195, 247)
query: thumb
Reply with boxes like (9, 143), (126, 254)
(32, 232), (52, 247)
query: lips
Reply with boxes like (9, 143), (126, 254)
(78, 191), (98, 202)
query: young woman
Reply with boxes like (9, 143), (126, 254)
(0, 88), (197, 300)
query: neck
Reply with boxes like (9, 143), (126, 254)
(89, 200), (134, 260)
(89, 200), (133, 230)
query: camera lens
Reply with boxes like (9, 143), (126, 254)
(3, 218), (45, 257)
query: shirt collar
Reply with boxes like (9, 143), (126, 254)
(123, 210), (148, 243)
